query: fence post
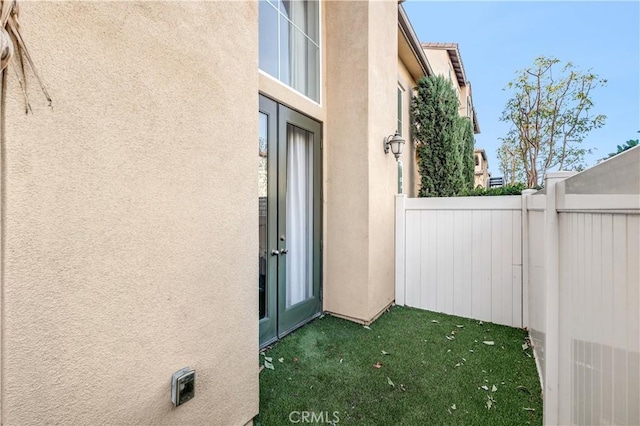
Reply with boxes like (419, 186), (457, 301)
(521, 189), (536, 329)
(395, 194), (407, 306)
(542, 171), (575, 426)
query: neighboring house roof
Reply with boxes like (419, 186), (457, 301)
(398, 5), (433, 80)
(474, 148), (487, 162)
(421, 42), (466, 87)
(422, 41), (480, 134)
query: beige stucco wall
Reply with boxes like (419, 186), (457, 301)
(0, 3), (258, 424)
(397, 57), (418, 198)
(324, 0), (398, 323)
(366, 0), (399, 321)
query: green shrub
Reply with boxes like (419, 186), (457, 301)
(459, 183), (529, 196)
(411, 75), (474, 197)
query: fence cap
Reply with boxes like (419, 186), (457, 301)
(545, 171), (578, 180)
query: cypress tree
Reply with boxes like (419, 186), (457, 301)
(411, 75), (473, 197)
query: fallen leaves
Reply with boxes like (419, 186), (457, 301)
(483, 341), (495, 346)
(486, 395), (496, 410)
(387, 377), (395, 387)
(373, 362), (383, 369)
(264, 359), (274, 370)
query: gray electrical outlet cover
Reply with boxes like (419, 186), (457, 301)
(171, 367), (195, 406)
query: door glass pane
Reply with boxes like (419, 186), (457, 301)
(286, 124), (313, 308)
(259, 113), (269, 319)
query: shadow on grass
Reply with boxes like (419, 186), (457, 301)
(256, 306), (542, 425)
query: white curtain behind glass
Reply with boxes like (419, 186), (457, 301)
(286, 124), (313, 307)
(289, 1), (307, 95)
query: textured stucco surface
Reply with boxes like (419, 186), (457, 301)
(397, 57), (418, 198)
(1, 2), (258, 424)
(324, 0), (397, 322)
(365, 0), (399, 321)
(324, 0), (371, 321)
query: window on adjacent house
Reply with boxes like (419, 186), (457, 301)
(259, 0), (320, 102)
(475, 155), (480, 166)
(397, 85), (404, 136)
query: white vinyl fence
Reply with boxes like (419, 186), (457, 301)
(395, 146), (640, 425)
(395, 196), (523, 327)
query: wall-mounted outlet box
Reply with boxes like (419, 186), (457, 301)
(171, 367), (195, 406)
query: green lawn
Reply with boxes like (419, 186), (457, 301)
(256, 306), (542, 425)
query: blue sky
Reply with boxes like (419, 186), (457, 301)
(403, 1), (640, 177)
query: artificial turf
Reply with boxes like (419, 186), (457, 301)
(256, 305), (542, 425)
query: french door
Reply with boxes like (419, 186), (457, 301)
(258, 95), (322, 348)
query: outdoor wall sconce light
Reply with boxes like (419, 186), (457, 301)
(384, 131), (406, 194)
(383, 131), (405, 161)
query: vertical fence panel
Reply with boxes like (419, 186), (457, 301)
(398, 197), (523, 327)
(453, 211), (464, 317)
(480, 210), (493, 322)
(425, 211), (438, 311)
(491, 211), (503, 324)
(501, 210), (514, 326)
(418, 211), (430, 310)
(590, 214), (603, 425)
(627, 215), (640, 426)
(612, 215), (628, 425)
(512, 210), (523, 327)
(405, 211), (421, 308)
(461, 211), (473, 319)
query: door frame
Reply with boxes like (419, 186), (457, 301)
(259, 94), (323, 348)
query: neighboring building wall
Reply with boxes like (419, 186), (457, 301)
(474, 149), (490, 189)
(1, 3), (258, 424)
(426, 49), (456, 85)
(422, 44), (479, 134)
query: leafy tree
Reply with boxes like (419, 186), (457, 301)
(411, 75), (474, 196)
(500, 56), (606, 187)
(497, 136), (525, 185)
(458, 116), (475, 191)
(599, 133), (639, 162)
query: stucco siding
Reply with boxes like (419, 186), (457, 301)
(1, 2), (258, 424)
(324, 0), (371, 321)
(366, 0), (399, 320)
(397, 57), (418, 198)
